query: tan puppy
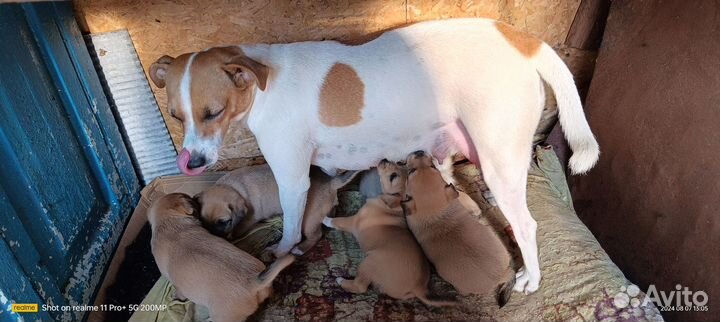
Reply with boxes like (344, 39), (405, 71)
(148, 193), (295, 322)
(323, 160), (454, 307)
(196, 165), (358, 255)
(402, 151), (515, 306)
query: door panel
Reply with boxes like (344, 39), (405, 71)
(0, 2), (140, 321)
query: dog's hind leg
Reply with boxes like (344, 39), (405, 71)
(337, 276), (371, 294)
(458, 77), (544, 294)
(337, 265), (372, 294)
(477, 143), (540, 294)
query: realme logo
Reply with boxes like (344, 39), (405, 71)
(11, 303), (38, 313)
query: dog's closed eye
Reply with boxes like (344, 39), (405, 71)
(408, 168), (417, 174)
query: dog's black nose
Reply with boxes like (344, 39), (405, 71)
(188, 152), (207, 169)
(413, 150), (426, 157)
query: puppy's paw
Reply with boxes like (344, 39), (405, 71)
(322, 216), (335, 228)
(483, 190), (497, 206)
(172, 289), (187, 301)
(259, 247), (277, 263)
(513, 267), (540, 294)
(272, 244), (293, 258)
(290, 246), (305, 256)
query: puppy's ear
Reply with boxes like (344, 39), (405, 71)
(179, 196), (198, 217)
(149, 55), (175, 88)
(379, 194), (402, 208)
(223, 56), (269, 91)
(193, 191), (203, 204)
(229, 196), (248, 222)
(445, 184), (460, 200)
(401, 197), (416, 216)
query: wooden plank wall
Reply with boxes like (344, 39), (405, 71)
(73, 0), (584, 170)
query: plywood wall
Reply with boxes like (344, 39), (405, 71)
(74, 0), (582, 169)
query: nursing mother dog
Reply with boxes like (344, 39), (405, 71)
(149, 18), (599, 294)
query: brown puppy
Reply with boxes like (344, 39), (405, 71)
(196, 164), (359, 255)
(323, 160), (454, 307)
(148, 193), (295, 322)
(403, 151), (515, 306)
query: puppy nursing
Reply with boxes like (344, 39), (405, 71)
(148, 193), (295, 322)
(323, 160), (455, 307)
(403, 151), (515, 305)
(196, 165), (357, 254)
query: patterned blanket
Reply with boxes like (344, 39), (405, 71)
(129, 146), (663, 322)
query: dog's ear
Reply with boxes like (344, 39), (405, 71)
(149, 55), (175, 88)
(401, 197), (416, 216)
(223, 56), (269, 91)
(379, 194), (402, 208)
(445, 184), (460, 200)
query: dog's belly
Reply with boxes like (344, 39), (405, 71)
(312, 120), (469, 171)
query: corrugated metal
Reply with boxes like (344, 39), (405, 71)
(86, 30), (178, 185)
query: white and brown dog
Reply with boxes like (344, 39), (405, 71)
(149, 18), (599, 293)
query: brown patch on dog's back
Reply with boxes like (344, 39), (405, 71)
(495, 21), (542, 58)
(319, 63), (364, 127)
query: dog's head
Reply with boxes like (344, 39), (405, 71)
(148, 193), (199, 228)
(194, 185), (249, 237)
(149, 47), (269, 175)
(402, 150), (459, 216)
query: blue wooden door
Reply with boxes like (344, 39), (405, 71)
(0, 2), (140, 321)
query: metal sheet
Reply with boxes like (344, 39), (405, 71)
(86, 30), (178, 185)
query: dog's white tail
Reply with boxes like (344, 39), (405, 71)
(533, 44), (600, 174)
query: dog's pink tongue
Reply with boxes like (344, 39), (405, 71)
(177, 148), (206, 176)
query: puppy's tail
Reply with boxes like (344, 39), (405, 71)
(533, 43), (599, 175)
(257, 254), (295, 289)
(415, 291), (458, 307)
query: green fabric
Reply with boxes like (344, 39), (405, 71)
(129, 147), (663, 322)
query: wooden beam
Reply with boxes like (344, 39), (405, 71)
(565, 0), (611, 50)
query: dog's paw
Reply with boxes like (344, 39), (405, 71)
(513, 267), (540, 294)
(322, 216), (334, 228)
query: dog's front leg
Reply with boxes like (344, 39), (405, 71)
(259, 140), (313, 257)
(274, 179), (309, 256)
